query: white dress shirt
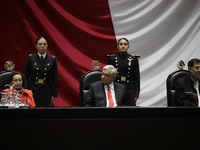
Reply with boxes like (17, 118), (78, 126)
(194, 80), (200, 106)
(38, 52), (46, 59)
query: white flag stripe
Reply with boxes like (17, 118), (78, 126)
(109, 0), (200, 106)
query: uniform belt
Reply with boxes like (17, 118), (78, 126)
(37, 79), (45, 84)
(121, 76), (126, 82)
(116, 76), (131, 83)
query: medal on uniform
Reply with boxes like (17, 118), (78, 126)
(128, 58), (132, 66)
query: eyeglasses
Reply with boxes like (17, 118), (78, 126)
(101, 73), (112, 77)
(13, 79), (23, 82)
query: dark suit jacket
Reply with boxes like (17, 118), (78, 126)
(84, 81), (126, 107)
(175, 75), (199, 106)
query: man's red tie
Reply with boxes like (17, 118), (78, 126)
(107, 85), (114, 107)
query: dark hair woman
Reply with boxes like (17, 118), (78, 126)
(24, 37), (58, 107)
(2, 71), (36, 108)
(108, 38), (140, 106)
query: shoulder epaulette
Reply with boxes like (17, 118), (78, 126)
(106, 54), (116, 58)
(52, 55), (55, 58)
(29, 54), (32, 56)
(130, 54), (140, 58)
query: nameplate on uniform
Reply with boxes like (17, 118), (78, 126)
(38, 79), (44, 84)
(121, 76), (126, 81)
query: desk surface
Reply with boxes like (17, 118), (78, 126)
(0, 106), (200, 120)
(1, 107), (200, 149)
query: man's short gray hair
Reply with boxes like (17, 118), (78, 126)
(103, 65), (117, 77)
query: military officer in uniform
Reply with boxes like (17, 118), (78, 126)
(108, 38), (140, 106)
(24, 37), (58, 107)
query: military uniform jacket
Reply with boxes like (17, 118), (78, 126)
(108, 53), (140, 105)
(24, 53), (58, 107)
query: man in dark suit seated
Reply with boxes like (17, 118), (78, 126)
(84, 65), (126, 107)
(175, 58), (200, 106)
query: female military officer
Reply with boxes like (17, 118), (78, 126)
(108, 38), (140, 106)
(24, 37), (58, 107)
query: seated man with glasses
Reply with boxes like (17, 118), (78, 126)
(1, 71), (36, 108)
(84, 65), (127, 107)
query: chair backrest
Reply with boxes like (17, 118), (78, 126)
(0, 71), (13, 91)
(166, 70), (189, 106)
(80, 70), (102, 107)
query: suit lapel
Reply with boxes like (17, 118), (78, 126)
(188, 75), (198, 93)
(98, 82), (106, 102)
(113, 82), (119, 104)
(101, 82), (106, 101)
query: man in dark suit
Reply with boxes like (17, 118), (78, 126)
(84, 65), (126, 107)
(175, 58), (200, 106)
